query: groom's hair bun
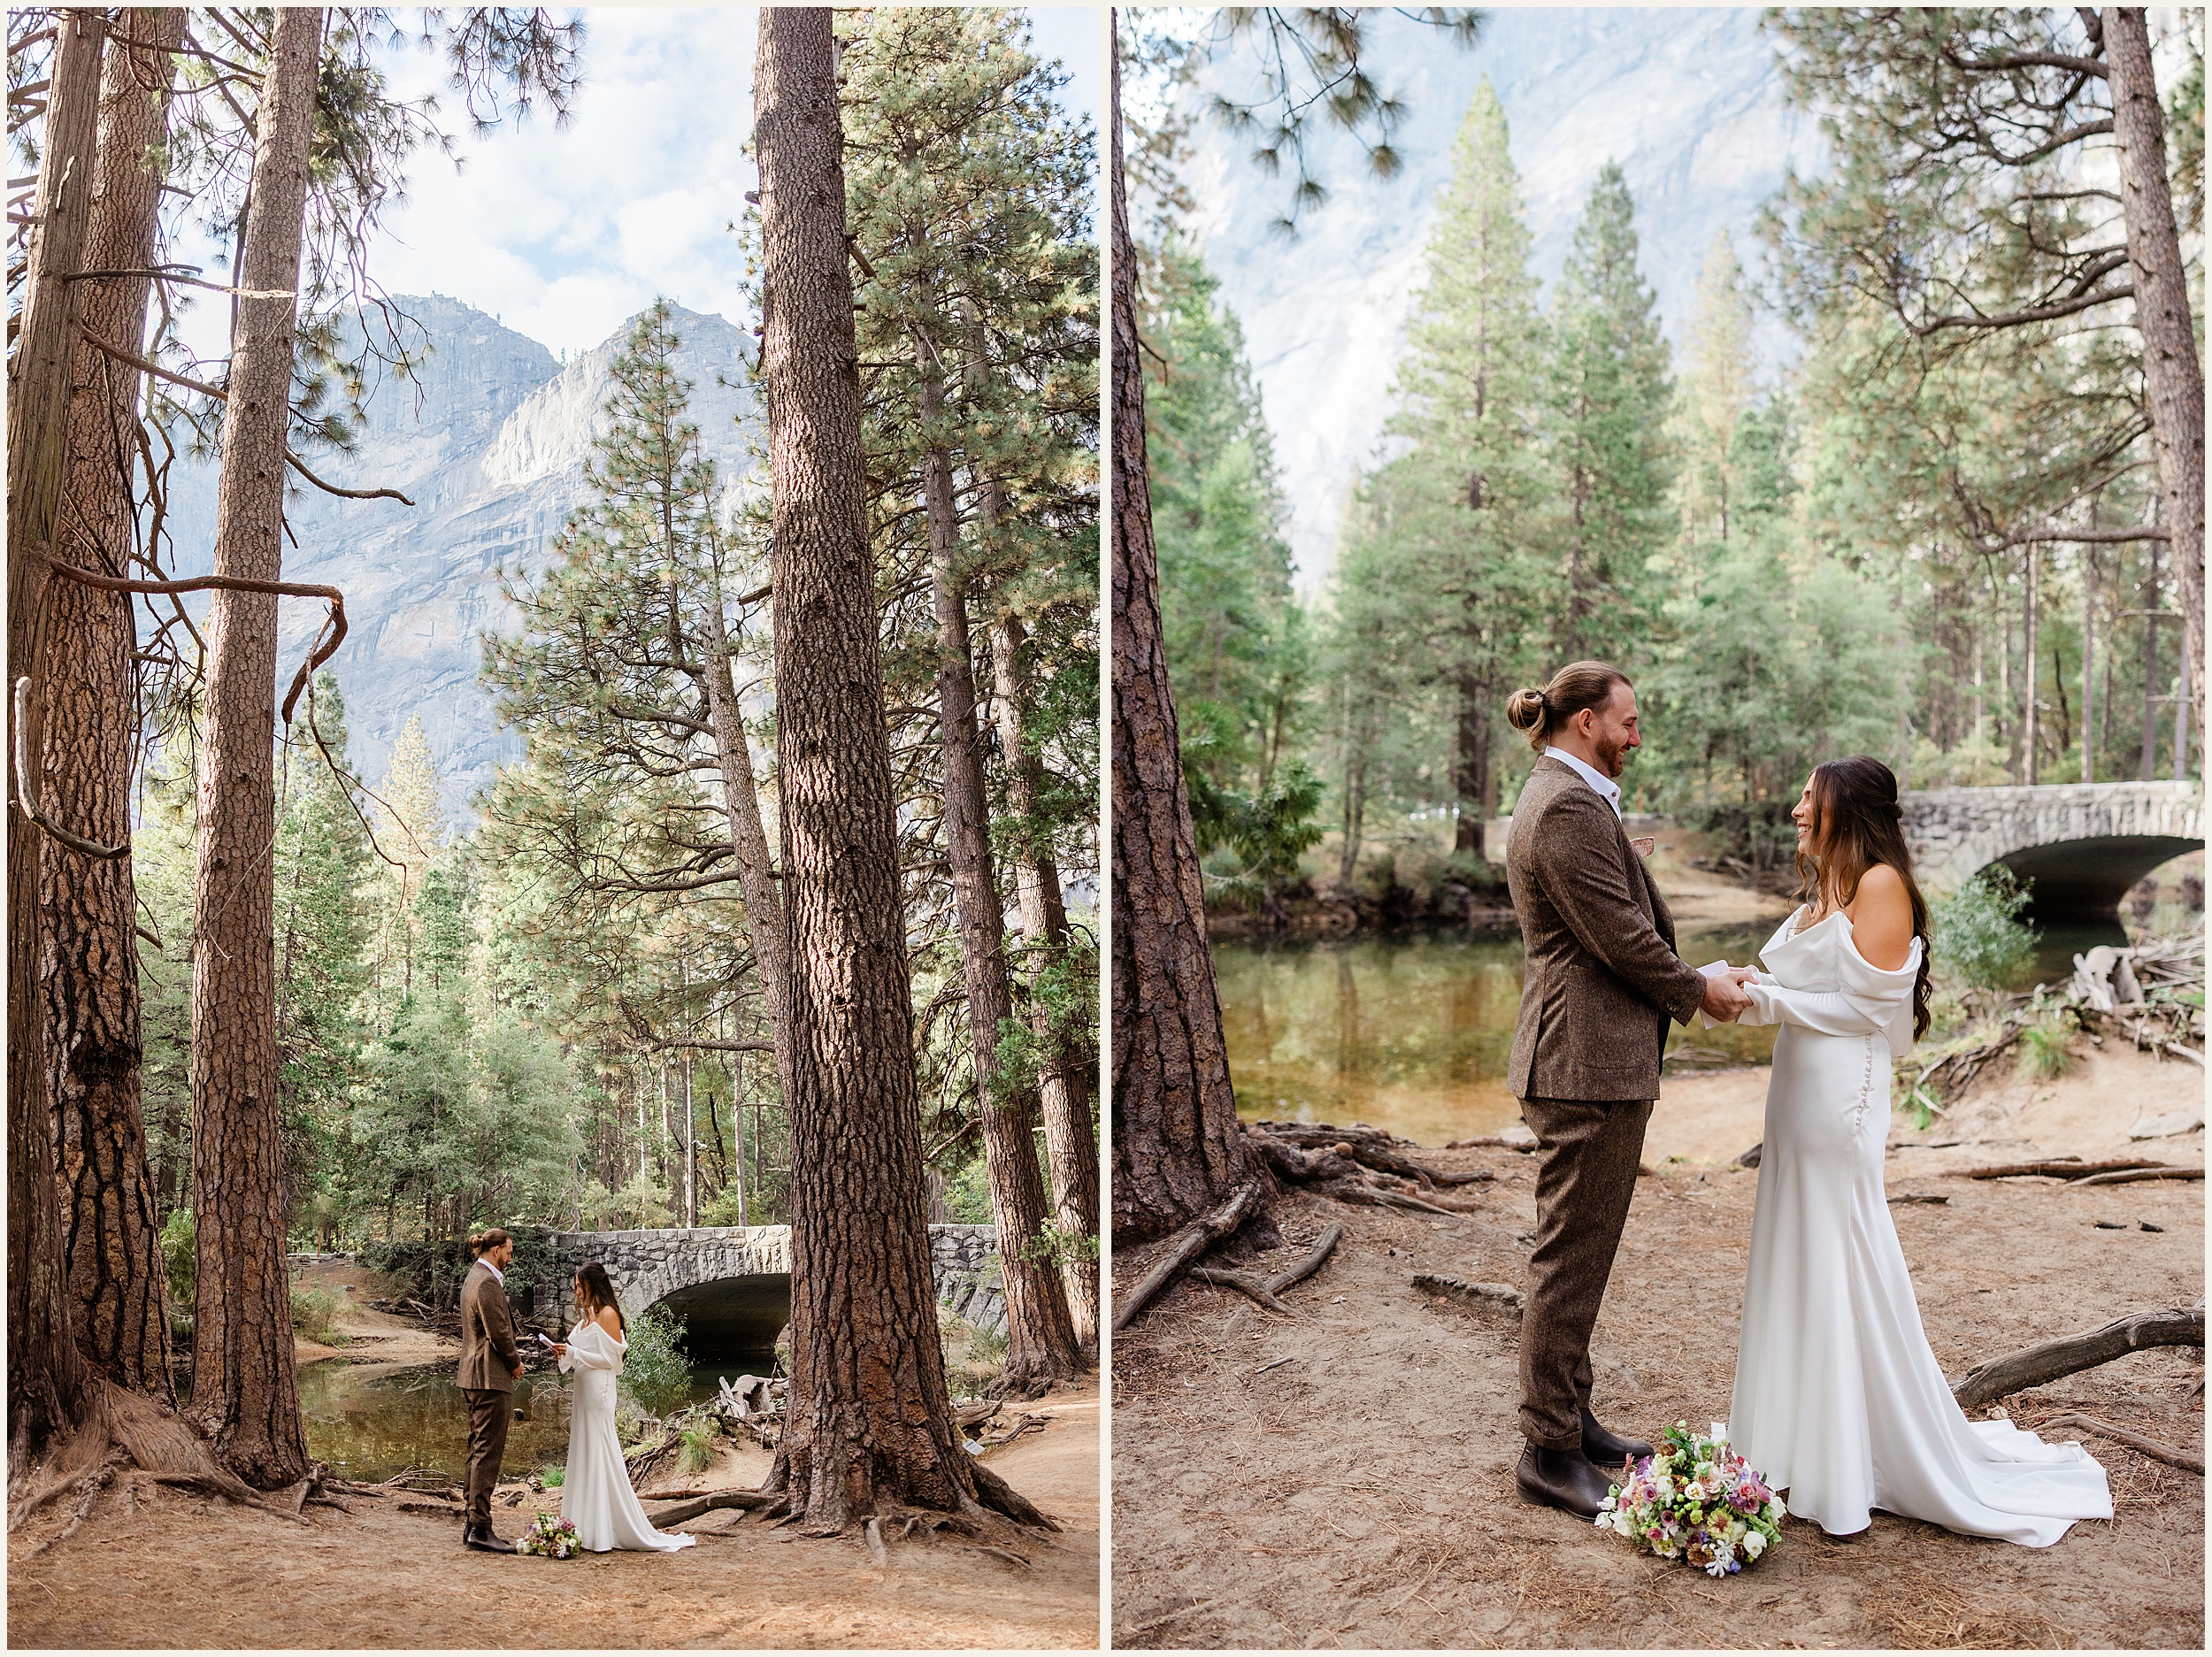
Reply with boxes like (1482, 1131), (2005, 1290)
(470, 1226), (512, 1255)
(1505, 661), (1632, 752)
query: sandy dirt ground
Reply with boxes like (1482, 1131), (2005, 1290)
(10, 1297), (1101, 1651)
(1110, 1044), (2205, 1650)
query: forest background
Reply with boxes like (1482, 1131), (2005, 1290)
(8, 1), (1102, 1410)
(1126, 6), (2204, 919)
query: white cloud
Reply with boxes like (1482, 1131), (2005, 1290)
(170, 6), (1095, 364)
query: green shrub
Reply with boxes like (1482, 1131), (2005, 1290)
(290, 1284), (347, 1345)
(673, 1410), (719, 1475)
(540, 1464), (565, 1488)
(160, 1208), (195, 1309)
(1932, 867), (2039, 992)
(2016, 1013), (2075, 1080)
(617, 1300), (691, 1415)
(941, 1155), (995, 1225)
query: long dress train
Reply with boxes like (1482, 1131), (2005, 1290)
(558, 1320), (696, 1553)
(1727, 908), (2112, 1546)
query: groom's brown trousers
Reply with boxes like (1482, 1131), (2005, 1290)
(1517, 1094), (1655, 1450)
(464, 1388), (513, 1530)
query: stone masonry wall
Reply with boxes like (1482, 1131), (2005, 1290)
(535, 1223), (1005, 1338)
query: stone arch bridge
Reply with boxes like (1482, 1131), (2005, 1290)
(1901, 781), (2201, 924)
(527, 1224), (1004, 1361)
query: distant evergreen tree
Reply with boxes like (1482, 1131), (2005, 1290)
(1547, 161), (1675, 664)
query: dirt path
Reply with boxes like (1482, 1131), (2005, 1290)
(291, 1258), (456, 1370)
(9, 1368), (1099, 1650)
(1110, 1047), (2204, 1649)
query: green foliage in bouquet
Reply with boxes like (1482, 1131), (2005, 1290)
(517, 1512), (580, 1559)
(1594, 1422), (1785, 1577)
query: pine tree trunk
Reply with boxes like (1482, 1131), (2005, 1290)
(918, 346), (1081, 1391)
(2105, 6), (2205, 707)
(755, 5), (976, 1526)
(1108, 17), (1268, 1246)
(45, 5), (186, 1401)
(187, 5), (323, 1489)
(699, 589), (797, 1110)
(1453, 667), (1488, 855)
(990, 612), (1101, 1358)
(6, 6), (108, 1467)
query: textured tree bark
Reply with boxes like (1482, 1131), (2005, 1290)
(1452, 666), (1490, 855)
(45, 6), (187, 1400)
(699, 589), (797, 1110)
(187, 5), (323, 1488)
(1108, 16), (1268, 1246)
(2105, 7), (2205, 705)
(918, 344), (1082, 1392)
(755, 5), (980, 1528)
(990, 613), (1101, 1358)
(7, 6), (108, 1468)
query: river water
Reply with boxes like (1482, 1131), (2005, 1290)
(1216, 917), (2114, 1147)
(296, 1356), (771, 1483)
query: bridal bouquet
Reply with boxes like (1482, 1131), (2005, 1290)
(1594, 1422), (1785, 1577)
(518, 1512), (581, 1560)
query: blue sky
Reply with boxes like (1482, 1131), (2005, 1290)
(175, 5), (1102, 361)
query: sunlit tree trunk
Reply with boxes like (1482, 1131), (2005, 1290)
(187, 5), (324, 1488)
(756, 4), (978, 1526)
(46, 5), (187, 1400)
(1108, 13), (1267, 1246)
(6, 5), (108, 1467)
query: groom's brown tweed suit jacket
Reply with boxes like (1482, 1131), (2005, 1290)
(457, 1260), (522, 1392)
(1505, 756), (1708, 1102)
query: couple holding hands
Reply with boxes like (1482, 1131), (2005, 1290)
(1502, 660), (2112, 1546)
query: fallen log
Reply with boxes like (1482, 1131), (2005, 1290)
(1190, 1223), (1345, 1313)
(2034, 1411), (2204, 1475)
(1110, 1181), (1264, 1333)
(1945, 1157), (2136, 1179)
(2067, 1166), (2204, 1188)
(1949, 1305), (2206, 1410)
(1411, 1273), (1523, 1318)
(641, 1487), (777, 1525)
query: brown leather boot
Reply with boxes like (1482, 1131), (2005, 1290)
(465, 1523), (518, 1554)
(1578, 1406), (1655, 1468)
(1515, 1442), (1617, 1518)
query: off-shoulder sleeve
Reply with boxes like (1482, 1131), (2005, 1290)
(558, 1324), (626, 1374)
(1739, 935), (1921, 1051)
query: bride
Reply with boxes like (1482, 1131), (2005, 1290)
(549, 1263), (697, 1553)
(1722, 756), (2112, 1546)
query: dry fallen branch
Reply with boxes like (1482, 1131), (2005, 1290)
(1111, 1180), (1265, 1332)
(2067, 1166), (2203, 1188)
(2034, 1411), (2204, 1475)
(1191, 1223), (1344, 1313)
(1949, 1304), (2207, 1409)
(1945, 1157), (2154, 1179)
(641, 1486), (777, 1525)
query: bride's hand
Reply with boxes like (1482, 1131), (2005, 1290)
(550, 1342), (568, 1357)
(1728, 967), (1762, 984)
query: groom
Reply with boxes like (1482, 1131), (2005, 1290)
(458, 1227), (526, 1553)
(1502, 662), (1751, 1517)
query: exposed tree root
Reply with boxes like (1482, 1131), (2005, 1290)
(640, 1486), (779, 1526)
(1192, 1223), (1345, 1313)
(1111, 1180), (1265, 1332)
(1246, 1121), (1494, 1186)
(969, 1456), (1060, 1531)
(1944, 1157), (2164, 1180)
(1949, 1304), (2207, 1409)
(8, 1380), (305, 1536)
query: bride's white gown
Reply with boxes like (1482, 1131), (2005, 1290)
(1726, 909), (2112, 1546)
(557, 1320), (696, 1553)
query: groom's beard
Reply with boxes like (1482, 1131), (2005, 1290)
(1594, 734), (1632, 778)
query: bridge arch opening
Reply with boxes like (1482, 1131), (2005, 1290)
(654, 1273), (789, 1366)
(1985, 835), (2204, 931)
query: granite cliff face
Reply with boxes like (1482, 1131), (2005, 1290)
(164, 295), (759, 815)
(1176, 7), (1824, 584)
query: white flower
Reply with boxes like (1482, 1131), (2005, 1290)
(1744, 1530), (1766, 1560)
(1770, 1495), (1787, 1519)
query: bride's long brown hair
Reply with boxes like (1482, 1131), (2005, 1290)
(573, 1262), (626, 1337)
(1797, 756), (1932, 1040)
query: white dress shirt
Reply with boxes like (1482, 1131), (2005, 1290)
(1544, 745), (1623, 820)
(480, 1257), (504, 1285)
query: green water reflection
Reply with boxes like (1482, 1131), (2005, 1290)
(1215, 924), (1783, 1147)
(297, 1356), (772, 1482)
